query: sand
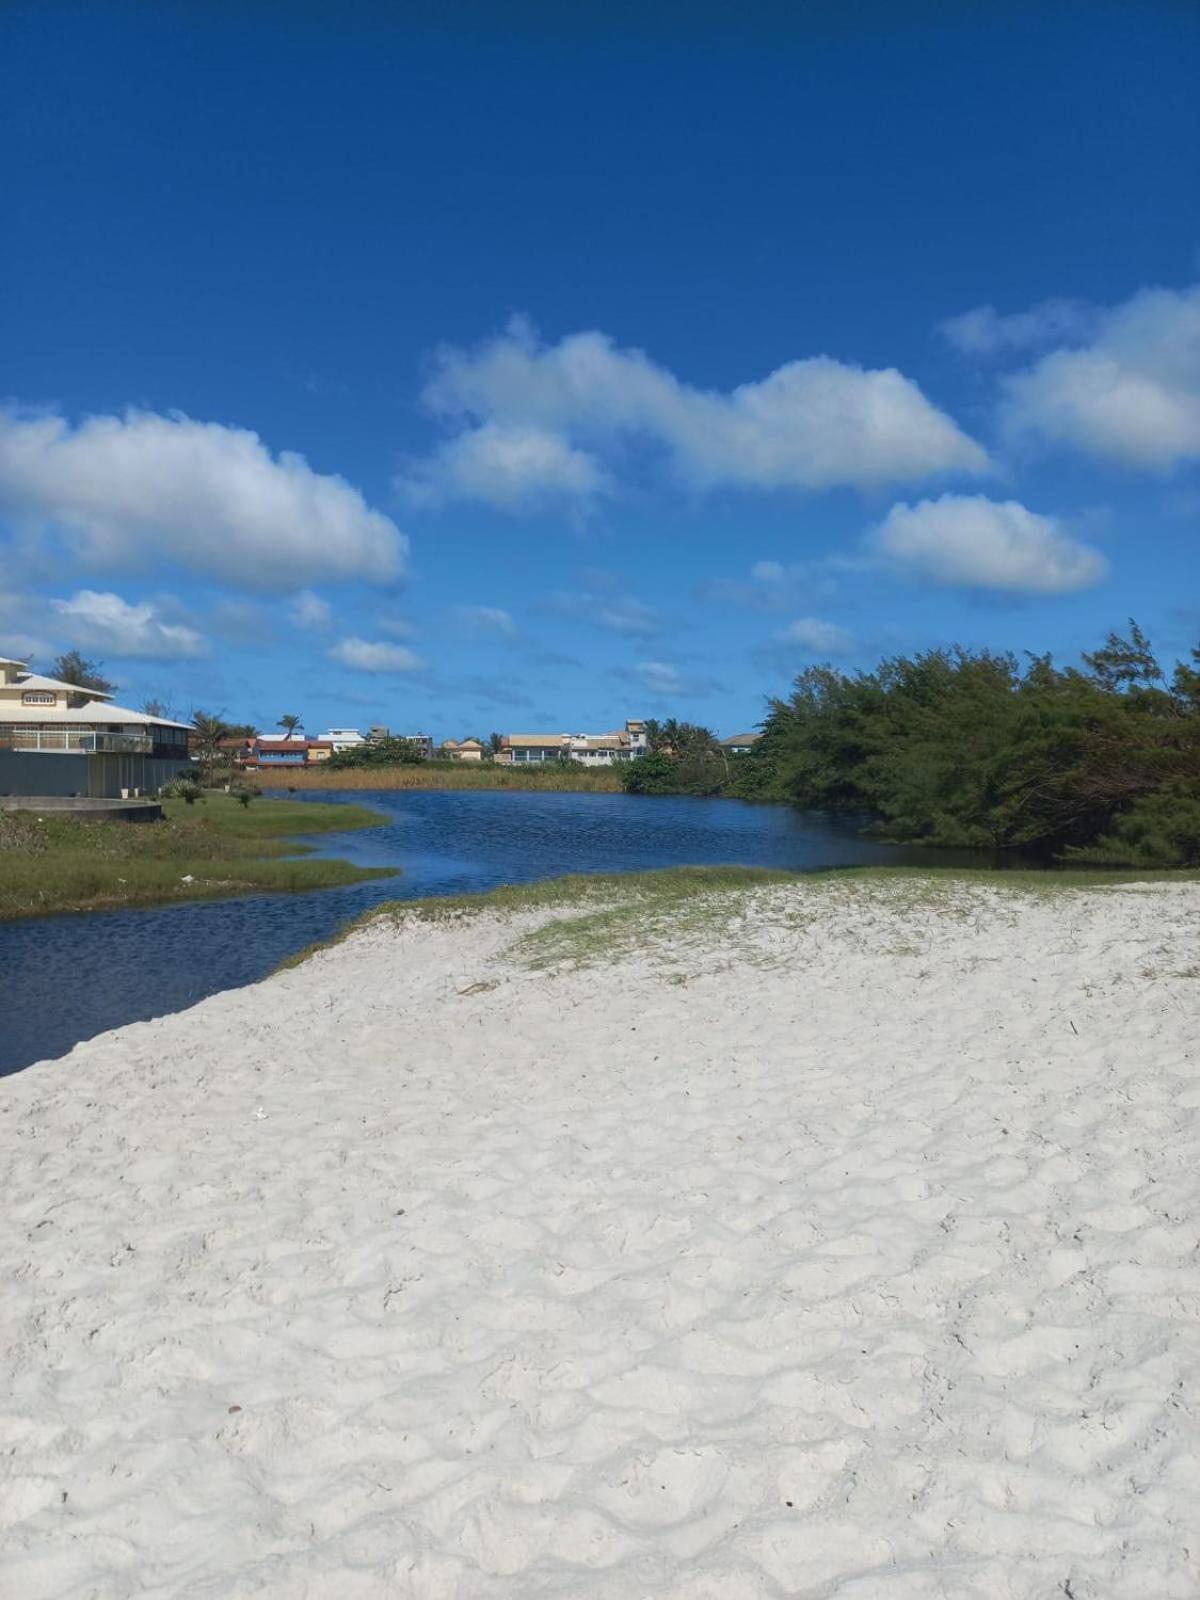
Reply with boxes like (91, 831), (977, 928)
(3, 876), (1199, 1599)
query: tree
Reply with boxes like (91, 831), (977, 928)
(189, 709), (228, 785)
(487, 732), (504, 758)
(142, 697), (173, 720)
(278, 713), (302, 738)
(52, 651), (115, 695)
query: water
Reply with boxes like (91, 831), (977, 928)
(0, 789), (995, 1075)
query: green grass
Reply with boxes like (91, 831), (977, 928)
(274, 859), (1200, 974)
(0, 792), (394, 920)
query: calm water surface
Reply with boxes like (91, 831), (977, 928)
(1, 789), (992, 1075)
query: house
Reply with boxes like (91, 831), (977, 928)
(720, 732), (762, 755)
(318, 727), (365, 752)
(497, 721), (648, 767)
(0, 656), (192, 798)
(245, 739), (333, 768)
(441, 738), (483, 761)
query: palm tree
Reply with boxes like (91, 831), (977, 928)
(189, 709), (228, 786)
(278, 713), (302, 739)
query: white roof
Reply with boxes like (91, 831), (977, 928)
(6, 671), (115, 700)
(0, 697), (191, 729)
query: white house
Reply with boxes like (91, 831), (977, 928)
(318, 727), (366, 751)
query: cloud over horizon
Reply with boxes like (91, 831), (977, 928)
(998, 283), (1200, 470)
(49, 589), (207, 659)
(0, 408), (408, 589)
(328, 637), (425, 673)
(400, 317), (989, 509)
(871, 494), (1108, 595)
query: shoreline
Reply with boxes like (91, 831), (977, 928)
(4, 873), (1199, 1596)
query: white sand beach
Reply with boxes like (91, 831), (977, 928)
(3, 876), (1200, 1599)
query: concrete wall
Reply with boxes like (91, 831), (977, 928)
(0, 750), (191, 798)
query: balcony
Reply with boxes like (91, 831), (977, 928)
(0, 728), (153, 755)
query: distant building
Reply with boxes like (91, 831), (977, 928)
(246, 739), (333, 767)
(441, 738), (484, 762)
(367, 724), (389, 743)
(397, 733), (434, 759)
(496, 720), (647, 767)
(720, 732), (761, 755)
(319, 727), (366, 752)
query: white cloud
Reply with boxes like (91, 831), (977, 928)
(329, 637), (424, 673)
(872, 494), (1108, 594)
(48, 589), (207, 659)
(452, 604), (517, 637)
(0, 408), (408, 588)
(939, 298), (1096, 356)
(778, 616), (854, 654)
(404, 420), (608, 510)
(401, 318), (988, 508)
(288, 590), (332, 629)
(626, 659), (720, 698)
(999, 283), (1200, 469)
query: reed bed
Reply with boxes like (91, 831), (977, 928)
(257, 762), (625, 793)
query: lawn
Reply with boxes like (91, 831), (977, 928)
(0, 792), (394, 920)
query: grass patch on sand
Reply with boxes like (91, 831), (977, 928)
(275, 859), (1200, 974)
(0, 792), (394, 919)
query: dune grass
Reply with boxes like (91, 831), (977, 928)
(0, 792), (393, 920)
(262, 762), (624, 793)
(275, 859), (1200, 974)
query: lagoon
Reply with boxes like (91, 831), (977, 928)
(1, 788), (991, 1075)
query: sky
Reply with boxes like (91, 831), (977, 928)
(1, 0), (1198, 740)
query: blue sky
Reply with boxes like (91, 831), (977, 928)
(2, 0), (1198, 738)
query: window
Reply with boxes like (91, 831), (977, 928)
(21, 691), (55, 705)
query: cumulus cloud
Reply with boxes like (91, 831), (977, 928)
(288, 590), (332, 629)
(998, 283), (1200, 469)
(48, 589), (207, 659)
(871, 495), (1108, 594)
(0, 408), (408, 588)
(939, 298), (1097, 356)
(404, 420), (608, 510)
(452, 604), (517, 637)
(328, 637), (424, 673)
(400, 318), (988, 509)
(777, 616), (855, 654)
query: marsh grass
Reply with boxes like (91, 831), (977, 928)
(276, 859), (1200, 975)
(260, 762), (624, 793)
(0, 792), (393, 919)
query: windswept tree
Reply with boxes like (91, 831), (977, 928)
(278, 713), (302, 738)
(52, 651), (115, 695)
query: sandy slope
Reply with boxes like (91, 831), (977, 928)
(3, 878), (1199, 1599)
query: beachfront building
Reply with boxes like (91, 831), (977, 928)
(496, 720), (648, 767)
(441, 738), (484, 761)
(0, 655), (192, 797)
(720, 732), (762, 755)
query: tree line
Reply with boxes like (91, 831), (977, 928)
(619, 624), (1200, 867)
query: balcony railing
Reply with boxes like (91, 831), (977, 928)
(0, 729), (154, 754)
